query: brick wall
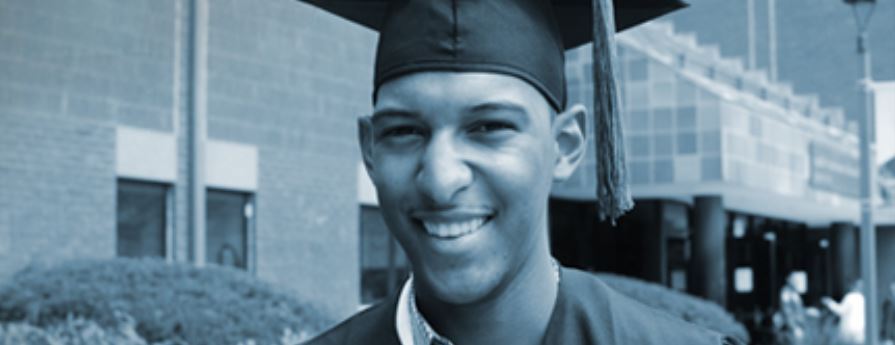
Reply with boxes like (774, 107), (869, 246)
(0, 0), (377, 321)
(0, 0), (176, 279)
(206, 0), (376, 318)
(0, 115), (115, 279)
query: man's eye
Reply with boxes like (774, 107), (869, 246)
(470, 121), (515, 133)
(381, 126), (423, 138)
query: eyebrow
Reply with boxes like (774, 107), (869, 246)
(370, 109), (419, 124)
(466, 101), (530, 122)
(470, 101), (527, 113)
(370, 100), (532, 123)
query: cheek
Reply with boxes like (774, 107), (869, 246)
(493, 142), (554, 203)
(488, 147), (554, 195)
(372, 161), (414, 232)
(372, 153), (415, 195)
(370, 154), (419, 229)
(484, 154), (554, 230)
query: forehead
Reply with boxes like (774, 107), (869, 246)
(374, 71), (553, 118)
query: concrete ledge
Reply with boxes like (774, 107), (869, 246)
(207, 139), (257, 192)
(116, 126), (177, 182)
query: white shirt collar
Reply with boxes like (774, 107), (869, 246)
(395, 277), (415, 344)
(396, 261), (561, 345)
(395, 276), (454, 345)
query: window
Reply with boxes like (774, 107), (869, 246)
(701, 156), (722, 181)
(677, 132), (698, 154)
(653, 159), (674, 183)
(628, 109), (651, 132)
(734, 267), (754, 293)
(628, 135), (651, 158)
(206, 189), (253, 270)
(652, 108), (674, 131)
(625, 83), (650, 110)
(629, 160), (652, 184)
(628, 58), (648, 81)
(117, 180), (169, 258)
(653, 133), (674, 157)
(676, 106), (697, 130)
(360, 205), (410, 304)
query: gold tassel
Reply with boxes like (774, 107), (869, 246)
(592, 0), (633, 223)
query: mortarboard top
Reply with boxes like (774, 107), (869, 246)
(302, 0), (685, 48)
(301, 0), (686, 222)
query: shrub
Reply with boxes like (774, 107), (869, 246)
(0, 258), (329, 345)
(596, 273), (750, 344)
(1, 314), (151, 345)
(0, 322), (56, 345)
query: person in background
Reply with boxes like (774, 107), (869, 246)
(882, 282), (895, 345)
(217, 243), (241, 268)
(779, 272), (806, 344)
(823, 280), (865, 345)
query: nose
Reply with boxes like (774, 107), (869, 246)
(415, 132), (473, 206)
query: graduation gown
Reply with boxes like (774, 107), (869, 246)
(306, 267), (735, 345)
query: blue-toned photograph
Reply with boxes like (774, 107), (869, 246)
(1, 0), (893, 344)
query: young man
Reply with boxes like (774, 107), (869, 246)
(304, 0), (734, 344)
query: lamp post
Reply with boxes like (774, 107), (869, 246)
(843, 0), (877, 344)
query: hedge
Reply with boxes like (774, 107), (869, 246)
(0, 315), (152, 345)
(596, 272), (749, 344)
(0, 258), (748, 344)
(0, 258), (329, 345)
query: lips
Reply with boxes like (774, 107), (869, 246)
(422, 217), (487, 239)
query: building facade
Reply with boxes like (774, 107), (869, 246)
(551, 21), (895, 341)
(664, 0), (895, 125)
(0, 0), (377, 320)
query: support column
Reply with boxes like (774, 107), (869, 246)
(767, 0), (778, 81)
(187, 0), (209, 267)
(643, 201), (682, 285)
(689, 195), (727, 306)
(642, 201), (666, 284)
(746, 0), (756, 70)
(830, 222), (860, 298)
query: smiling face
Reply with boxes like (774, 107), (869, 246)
(360, 71), (585, 305)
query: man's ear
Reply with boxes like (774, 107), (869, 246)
(358, 116), (376, 177)
(552, 104), (587, 181)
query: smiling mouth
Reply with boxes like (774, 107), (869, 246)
(419, 216), (492, 239)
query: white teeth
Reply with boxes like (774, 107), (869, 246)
(422, 217), (486, 238)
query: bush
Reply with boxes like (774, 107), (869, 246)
(0, 258), (329, 345)
(1, 314), (153, 345)
(0, 322), (56, 345)
(1, 315), (145, 345)
(596, 273), (750, 344)
(1, 316), (309, 345)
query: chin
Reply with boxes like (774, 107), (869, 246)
(416, 261), (505, 305)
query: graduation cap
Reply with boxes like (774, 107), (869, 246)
(302, 0), (686, 222)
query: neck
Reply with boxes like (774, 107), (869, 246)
(415, 235), (558, 345)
